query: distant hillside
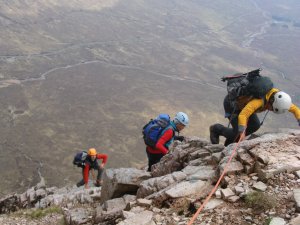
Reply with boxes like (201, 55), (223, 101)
(0, 0), (299, 197)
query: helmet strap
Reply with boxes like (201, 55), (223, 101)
(268, 92), (276, 105)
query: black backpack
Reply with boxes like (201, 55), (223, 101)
(221, 69), (274, 108)
(73, 151), (88, 167)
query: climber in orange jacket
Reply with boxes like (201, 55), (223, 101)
(76, 148), (108, 189)
(210, 88), (300, 146)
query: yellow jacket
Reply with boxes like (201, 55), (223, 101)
(238, 88), (300, 132)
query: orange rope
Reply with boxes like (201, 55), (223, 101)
(187, 130), (245, 225)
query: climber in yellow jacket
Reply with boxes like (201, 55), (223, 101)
(210, 88), (300, 146)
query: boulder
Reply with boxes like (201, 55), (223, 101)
(188, 149), (210, 160)
(136, 198), (152, 208)
(183, 165), (216, 181)
(151, 139), (210, 177)
(95, 192), (138, 223)
(145, 189), (169, 207)
(187, 137), (210, 147)
(203, 144), (224, 153)
(218, 158), (244, 175)
(100, 168), (151, 203)
(237, 152), (255, 166)
(0, 194), (19, 214)
(203, 198), (224, 211)
(250, 136), (300, 181)
(95, 197), (127, 223)
(220, 188), (235, 200)
(289, 214), (300, 225)
(269, 217), (286, 225)
(137, 171), (186, 198)
(165, 180), (211, 199)
(103, 197), (127, 213)
(253, 181), (267, 192)
(151, 146), (184, 177)
(64, 207), (92, 225)
(293, 189), (300, 212)
(117, 210), (155, 225)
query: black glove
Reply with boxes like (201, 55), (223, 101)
(174, 136), (185, 142)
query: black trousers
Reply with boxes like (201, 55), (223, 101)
(222, 114), (261, 146)
(222, 95), (261, 146)
(146, 149), (164, 172)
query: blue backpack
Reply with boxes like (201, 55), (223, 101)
(73, 151), (88, 167)
(142, 114), (171, 148)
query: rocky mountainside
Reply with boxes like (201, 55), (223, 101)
(1, 0), (300, 197)
(0, 130), (300, 225)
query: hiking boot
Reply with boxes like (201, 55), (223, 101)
(76, 180), (85, 187)
(94, 180), (102, 187)
(209, 124), (223, 144)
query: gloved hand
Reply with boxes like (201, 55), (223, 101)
(235, 131), (246, 142)
(174, 136), (185, 142)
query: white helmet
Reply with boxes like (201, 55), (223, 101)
(272, 91), (292, 114)
(174, 112), (189, 126)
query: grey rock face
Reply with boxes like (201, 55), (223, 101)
(269, 217), (286, 225)
(117, 210), (155, 225)
(0, 194), (19, 214)
(136, 198), (152, 208)
(253, 181), (267, 192)
(137, 172), (186, 198)
(293, 189), (300, 212)
(1, 131), (300, 225)
(95, 197), (126, 223)
(220, 188), (235, 200)
(103, 197), (127, 212)
(64, 208), (92, 225)
(289, 214), (300, 225)
(151, 138), (211, 177)
(165, 180), (211, 198)
(203, 199), (224, 211)
(183, 165), (216, 181)
(218, 158), (244, 175)
(100, 168), (151, 203)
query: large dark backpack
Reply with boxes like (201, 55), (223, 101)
(221, 69), (274, 109)
(73, 151), (88, 167)
(142, 114), (171, 148)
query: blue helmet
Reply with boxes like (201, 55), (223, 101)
(174, 112), (189, 126)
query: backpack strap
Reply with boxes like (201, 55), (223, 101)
(160, 124), (175, 138)
(158, 123), (176, 149)
(268, 91), (276, 105)
(260, 90), (277, 126)
(260, 110), (269, 126)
